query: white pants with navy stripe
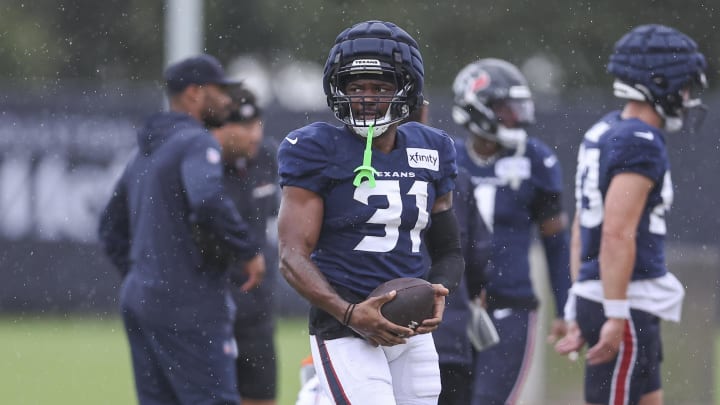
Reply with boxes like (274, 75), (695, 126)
(309, 333), (441, 405)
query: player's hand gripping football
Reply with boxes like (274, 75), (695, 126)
(413, 283), (449, 335)
(348, 292), (416, 347)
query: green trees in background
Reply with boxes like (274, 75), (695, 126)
(1, 0), (717, 91)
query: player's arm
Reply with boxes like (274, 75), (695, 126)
(425, 191), (465, 290)
(554, 210), (585, 356)
(181, 137), (262, 263)
(278, 185), (411, 345)
(569, 211), (581, 282)
(539, 212), (570, 306)
(416, 191), (463, 334)
(277, 185), (346, 317)
(529, 184), (571, 336)
(600, 172), (652, 300)
(98, 175), (131, 277)
(530, 150), (572, 318)
(586, 172), (653, 365)
(538, 211), (571, 343)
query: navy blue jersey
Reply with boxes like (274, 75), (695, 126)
(223, 141), (280, 325)
(575, 111), (670, 282)
(223, 141), (279, 248)
(278, 121), (457, 298)
(98, 112), (260, 327)
(455, 137), (564, 306)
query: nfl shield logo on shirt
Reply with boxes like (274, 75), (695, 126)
(406, 148), (439, 171)
(223, 338), (238, 358)
(206, 147), (221, 164)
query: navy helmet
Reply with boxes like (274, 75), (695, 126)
(323, 20), (424, 137)
(608, 24), (708, 132)
(452, 58), (535, 149)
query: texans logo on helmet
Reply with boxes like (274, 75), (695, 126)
(471, 71), (491, 93)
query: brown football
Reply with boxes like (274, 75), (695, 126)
(368, 277), (435, 330)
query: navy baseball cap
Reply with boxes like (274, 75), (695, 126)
(164, 54), (240, 93)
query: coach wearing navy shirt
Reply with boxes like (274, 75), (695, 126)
(98, 54), (265, 405)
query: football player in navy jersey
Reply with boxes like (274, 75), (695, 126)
(555, 25), (708, 405)
(277, 20), (464, 405)
(451, 58), (572, 405)
(433, 166), (492, 405)
(212, 85), (280, 405)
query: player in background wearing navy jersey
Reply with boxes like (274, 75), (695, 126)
(277, 20), (465, 405)
(405, 100), (493, 405)
(433, 164), (492, 405)
(212, 84), (279, 405)
(555, 25), (708, 405)
(452, 58), (572, 405)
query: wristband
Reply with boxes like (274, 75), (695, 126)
(342, 303), (357, 326)
(602, 299), (630, 319)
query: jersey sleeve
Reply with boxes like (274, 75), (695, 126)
(277, 127), (333, 195)
(528, 140), (565, 221)
(181, 134), (261, 262)
(605, 132), (666, 183)
(435, 132), (458, 196)
(181, 135), (226, 209)
(530, 139), (563, 194)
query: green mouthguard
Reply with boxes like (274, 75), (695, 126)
(352, 124), (378, 188)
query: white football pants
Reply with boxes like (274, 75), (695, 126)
(309, 333), (441, 405)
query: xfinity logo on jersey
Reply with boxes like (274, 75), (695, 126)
(406, 148), (439, 171)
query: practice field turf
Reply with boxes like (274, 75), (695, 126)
(1, 316), (717, 404)
(0, 315), (309, 405)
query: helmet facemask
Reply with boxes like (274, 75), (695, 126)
(613, 73), (708, 133)
(453, 92), (535, 149)
(662, 72), (709, 133)
(329, 58), (413, 137)
(680, 76), (709, 134)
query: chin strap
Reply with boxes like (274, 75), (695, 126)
(353, 124), (378, 188)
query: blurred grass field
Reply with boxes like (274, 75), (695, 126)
(0, 316), (309, 405)
(0, 316), (717, 405)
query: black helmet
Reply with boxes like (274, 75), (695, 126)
(323, 20), (424, 137)
(452, 58), (534, 147)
